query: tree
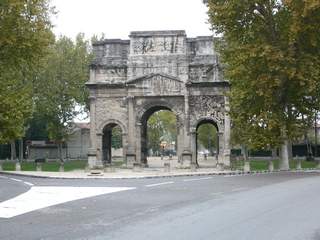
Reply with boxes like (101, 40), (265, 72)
(0, 0), (54, 143)
(207, 0), (320, 169)
(34, 34), (92, 161)
(197, 123), (218, 155)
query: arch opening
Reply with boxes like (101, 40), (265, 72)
(102, 123), (124, 165)
(140, 106), (178, 167)
(196, 119), (219, 167)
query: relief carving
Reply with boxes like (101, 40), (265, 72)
(189, 95), (225, 126)
(132, 36), (183, 55)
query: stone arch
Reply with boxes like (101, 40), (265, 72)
(136, 100), (184, 125)
(190, 116), (225, 166)
(136, 100), (184, 166)
(97, 119), (128, 136)
(191, 116), (223, 134)
(98, 119), (128, 165)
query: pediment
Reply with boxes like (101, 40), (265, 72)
(126, 73), (184, 95)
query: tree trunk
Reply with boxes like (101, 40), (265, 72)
(19, 139), (23, 162)
(271, 148), (278, 160)
(288, 140), (293, 160)
(280, 140), (290, 170)
(10, 141), (17, 161)
(241, 145), (248, 161)
(58, 142), (63, 163)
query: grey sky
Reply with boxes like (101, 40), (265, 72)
(51, 0), (212, 40)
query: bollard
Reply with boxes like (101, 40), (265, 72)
(15, 162), (21, 171)
(59, 162), (64, 172)
(317, 161), (320, 169)
(216, 163), (224, 171)
(296, 157), (302, 170)
(36, 162), (42, 172)
(268, 160), (274, 172)
(243, 161), (250, 172)
(164, 162), (170, 172)
(133, 163), (141, 172)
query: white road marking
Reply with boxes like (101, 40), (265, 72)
(10, 178), (22, 182)
(183, 177), (213, 182)
(0, 186), (134, 218)
(231, 187), (248, 192)
(145, 181), (174, 187)
(23, 182), (34, 186)
(210, 192), (224, 196)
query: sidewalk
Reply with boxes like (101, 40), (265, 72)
(1, 167), (320, 179)
(0, 167), (235, 179)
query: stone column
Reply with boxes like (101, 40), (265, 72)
(223, 96), (231, 168)
(181, 87), (192, 165)
(190, 129), (197, 164)
(176, 122), (184, 162)
(135, 122), (142, 165)
(88, 96), (100, 169)
(126, 96), (136, 167)
(217, 132), (224, 166)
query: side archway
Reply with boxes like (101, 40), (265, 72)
(192, 117), (223, 167)
(99, 119), (127, 165)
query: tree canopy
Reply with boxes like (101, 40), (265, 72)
(207, 0), (320, 152)
(0, 0), (54, 143)
(34, 34), (92, 147)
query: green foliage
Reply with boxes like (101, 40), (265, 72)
(25, 114), (49, 140)
(111, 126), (122, 149)
(207, 0), (320, 149)
(197, 123), (218, 154)
(147, 110), (177, 153)
(34, 34), (92, 144)
(0, 0), (54, 143)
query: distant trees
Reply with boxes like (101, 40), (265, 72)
(33, 34), (92, 161)
(197, 124), (218, 155)
(207, 0), (320, 169)
(147, 111), (177, 154)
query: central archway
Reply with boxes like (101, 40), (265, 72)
(140, 106), (178, 167)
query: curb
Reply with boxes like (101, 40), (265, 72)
(1, 168), (320, 180)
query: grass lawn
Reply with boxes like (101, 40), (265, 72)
(0, 160), (88, 172)
(232, 158), (319, 171)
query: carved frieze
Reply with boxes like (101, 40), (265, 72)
(128, 74), (184, 96)
(131, 36), (185, 55)
(189, 95), (225, 126)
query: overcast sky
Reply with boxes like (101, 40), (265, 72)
(51, 0), (212, 40)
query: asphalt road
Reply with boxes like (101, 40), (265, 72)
(1, 172), (320, 240)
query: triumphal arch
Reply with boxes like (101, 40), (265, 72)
(86, 30), (230, 169)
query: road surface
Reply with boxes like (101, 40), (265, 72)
(0, 172), (320, 240)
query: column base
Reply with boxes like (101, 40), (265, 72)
(88, 148), (104, 169)
(126, 153), (136, 168)
(181, 150), (192, 168)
